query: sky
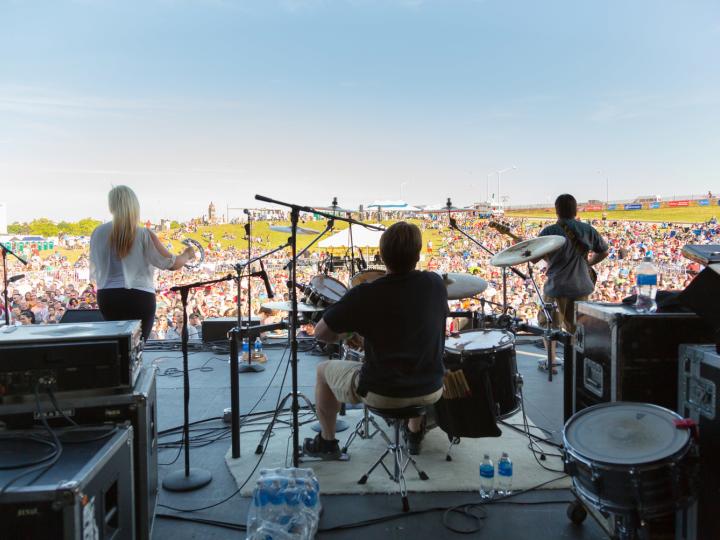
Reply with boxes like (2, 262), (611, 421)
(1, 0), (719, 222)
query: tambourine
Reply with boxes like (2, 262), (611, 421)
(181, 239), (205, 268)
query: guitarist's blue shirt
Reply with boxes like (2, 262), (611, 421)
(539, 218), (608, 298)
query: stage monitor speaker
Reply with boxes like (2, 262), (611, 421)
(60, 308), (104, 323)
(202, 316), (260, 343)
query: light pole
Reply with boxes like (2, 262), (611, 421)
(496, 166), (517, 204)
(597, 170), (609, 205)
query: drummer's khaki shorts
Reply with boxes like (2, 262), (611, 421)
(322, 360), (443, 409)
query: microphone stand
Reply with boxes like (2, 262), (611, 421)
(444, 198), (527, 315)
(238, 210), (265, 373)
(163, 273), (233, 492)
(1, 243), (28, 326)
(254, 193), (383, 467)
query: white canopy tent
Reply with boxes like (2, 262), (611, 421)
(318, 224), (384, 248)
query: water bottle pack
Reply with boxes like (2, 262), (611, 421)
(246, 468), (321, 540)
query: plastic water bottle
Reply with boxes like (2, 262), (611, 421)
(635, 255), (658, 313)
(242, 337), (250, 361)
(479, 454), (495, 499)
(497, 452), (513, 495)
(254, 337), (263, 359)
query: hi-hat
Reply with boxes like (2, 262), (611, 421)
(269, 225), (319, 235)
(443, 273), (488, 300)
(490, 235), (566, 267)
(261, 301), (325, 312)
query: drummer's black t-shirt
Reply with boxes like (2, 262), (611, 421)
(322, 270), (448, 398)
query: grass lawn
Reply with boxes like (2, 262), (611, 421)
(508, 206), (719, 223)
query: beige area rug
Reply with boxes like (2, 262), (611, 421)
(225, 409), (570, 495)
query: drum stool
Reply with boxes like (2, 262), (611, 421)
(357, 405), (430, 512)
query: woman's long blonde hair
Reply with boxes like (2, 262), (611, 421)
(108, 185), (140, 258)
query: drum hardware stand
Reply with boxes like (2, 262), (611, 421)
(1, 243), (28, 326)
(164, 274), (236, 491)
(445, 198), (527, 314)
(341, 406), (388, 454)
(254, 194), (384, 466)
(524, 263), (559, 381)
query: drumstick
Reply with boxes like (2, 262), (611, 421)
(458, 370), (472, 397)
(449, 371), (462, 399)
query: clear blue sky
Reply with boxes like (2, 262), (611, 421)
(1, 0), (719, 221)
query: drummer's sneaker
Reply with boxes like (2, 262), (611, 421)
(302, 434), (342, 460)
(403, 419), (426, 456)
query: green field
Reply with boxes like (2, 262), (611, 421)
(508, 206), (719, 224)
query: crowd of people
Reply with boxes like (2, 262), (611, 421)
(1, 213), (717, 339)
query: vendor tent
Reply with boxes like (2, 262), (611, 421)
(318, 224), (384, 248)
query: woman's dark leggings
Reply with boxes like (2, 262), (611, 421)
(97, 288), (156, 341)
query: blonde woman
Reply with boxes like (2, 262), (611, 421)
(90, 186), (194, 340)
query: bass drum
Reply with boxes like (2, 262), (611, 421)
(563, 402), (698, 521)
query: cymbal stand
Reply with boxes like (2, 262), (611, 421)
(254, 194), (383, 466)
(525, 263), (558, 382)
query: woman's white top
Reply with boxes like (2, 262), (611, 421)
(90, 223), (175, 293)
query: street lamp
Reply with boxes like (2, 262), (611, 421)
(496, 166), (517, 203)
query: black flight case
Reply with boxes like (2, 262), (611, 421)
(0, 425), (135, 540)
(0, 367), (158, 540)
(572, 302), (715, 415)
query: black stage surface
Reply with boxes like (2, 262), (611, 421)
(147, 336), (605, 539)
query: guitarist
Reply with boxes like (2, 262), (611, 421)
(538, 194), (608, 352)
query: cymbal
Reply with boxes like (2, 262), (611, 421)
(269, 225), (319, 235)
(443, 273), (488, 300)
(490, 235), (566, 267)
(261, 301), (325, 312)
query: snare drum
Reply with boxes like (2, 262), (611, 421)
(563, 402), (698, 519)
(350, 269), (385, 288)
(443, 329), (521, 419)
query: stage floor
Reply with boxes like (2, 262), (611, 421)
(147, 336), (606, 539)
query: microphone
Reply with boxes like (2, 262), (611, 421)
(258, 260), (274, 299)
(8, 274), (25, 283)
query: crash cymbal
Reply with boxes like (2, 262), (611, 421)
(490, 235), (566, 267)
(443, 273), (488, 300)
(261, 301), (325, 312)
(269, 225), (319, 235)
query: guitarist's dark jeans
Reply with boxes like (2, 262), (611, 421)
(537, 293), (588, 336)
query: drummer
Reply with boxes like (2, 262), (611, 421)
(304, 222), (448, 459)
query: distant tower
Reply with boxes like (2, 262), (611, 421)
(208, 202), (217, 224)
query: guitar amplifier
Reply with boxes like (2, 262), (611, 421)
(676, 344), (720, 540)
(0, 367), (158, 540)
(572, 303), (715, 414)
(0, 321), (142, 403)
(0, 425), (135, 540)
(201, 316), (259, 343)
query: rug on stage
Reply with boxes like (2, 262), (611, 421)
(225, 409), (570, 495)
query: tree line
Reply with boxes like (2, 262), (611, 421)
(7, 218), (102, 237)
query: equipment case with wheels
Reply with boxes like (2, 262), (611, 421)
(0, 426), (135, 540)
(572, 302), (715, 415)
(0, 367), (158, 540)
(677, 344), (720, 540)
